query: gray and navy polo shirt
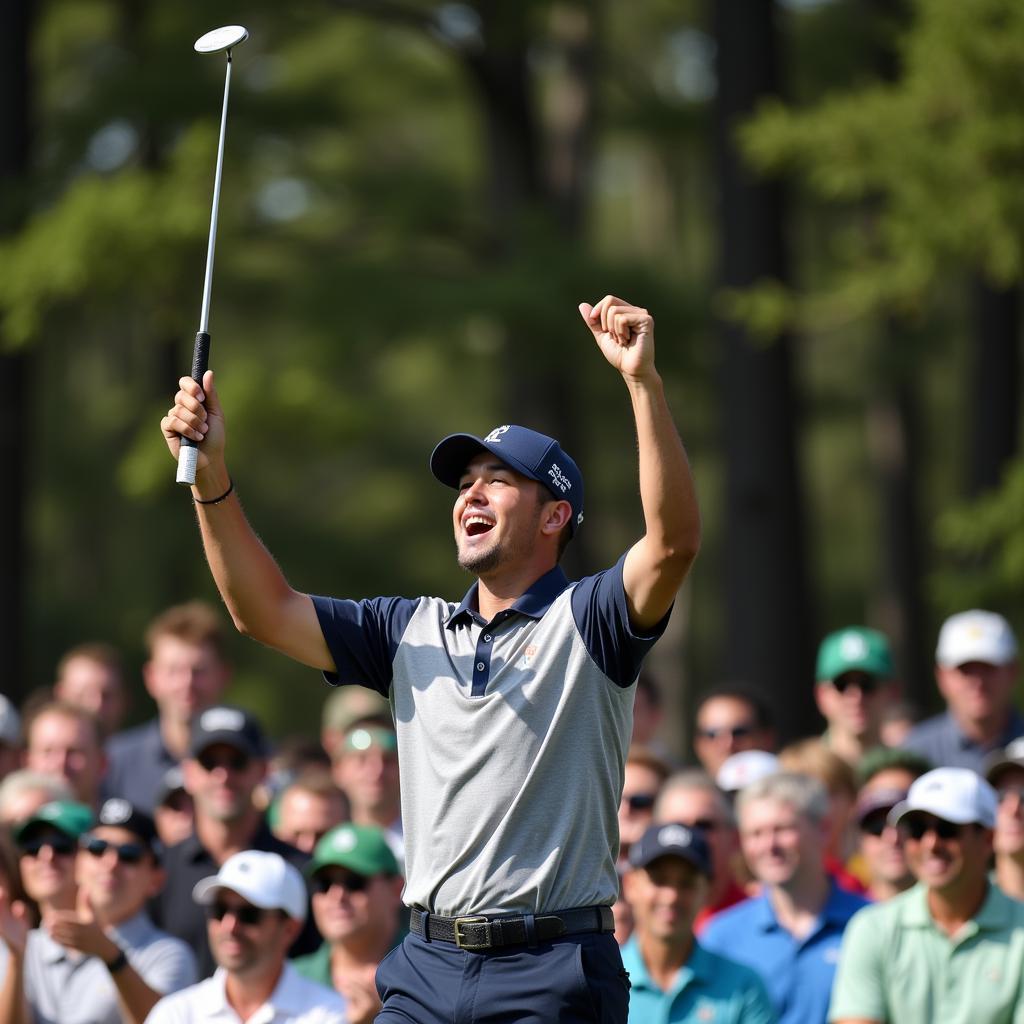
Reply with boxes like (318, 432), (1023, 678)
(312, 554), (669, 918)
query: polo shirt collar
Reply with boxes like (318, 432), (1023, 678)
(758, 880), (848, 933)
(946, 709), (1024, 751)
(620, 934), (710, 996)
(208, 963), (306, 1017)
(901, 881), (1013, 932)
(446, 565), (570, 629)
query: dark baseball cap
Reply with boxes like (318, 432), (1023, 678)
(430, 425), (584, 535)
(854, 787), (908, 825)
(94, 798), (162, 854)
(189, 705), (269, 760)
(628, 822), (712, 878)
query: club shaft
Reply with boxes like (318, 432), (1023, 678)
(200, 52), (233, 334)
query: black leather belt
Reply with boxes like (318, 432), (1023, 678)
(408, 905), (614, 951)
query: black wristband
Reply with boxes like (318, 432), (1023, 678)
(194, 478), (234, 505)
(106, 949), (129, 973)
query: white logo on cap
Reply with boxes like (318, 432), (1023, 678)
(101, 798), (132, 825)
(201, 707), (246, 733)
(333, 829), (358, 853)
(484, 426), (510, 443)
(658, 824), (693, 848)
(547, 462), (572, 494)
(839, 633), (869, 660)
(577, 512), (584, 525)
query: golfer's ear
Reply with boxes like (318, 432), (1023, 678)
(541, 500), (572, 536)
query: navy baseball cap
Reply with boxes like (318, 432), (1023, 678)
(189, 705), (269, 760)
(430, 425), (585, 534)
(628, 822), (712, 878)
(94, 798), (163, 857)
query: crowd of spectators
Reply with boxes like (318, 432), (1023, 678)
(2, 600), (1024, 1022)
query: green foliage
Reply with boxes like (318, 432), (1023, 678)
(740, 0), (1024, 325)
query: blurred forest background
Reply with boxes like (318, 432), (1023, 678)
(3, 0), (1024, 756)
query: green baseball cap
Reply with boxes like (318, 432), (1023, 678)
(13, 800), (94, 844)
(816, 626), (893, 682)
(306, 823), (400, 879)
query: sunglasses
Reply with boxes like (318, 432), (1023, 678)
(901, 816), (973, 842)
(859, 812), (895, 837)
(625, 793), (657, 813)
(312, 871), (371, 895)
(83, 836), (147, 865)
(696, 724), (754, 742)
(197, 749), (251, 773)
(830, 673), (880, 695)
(686, 817), (719, 833)
(18, 834), (77, 858)
(206, 901), (275, 926)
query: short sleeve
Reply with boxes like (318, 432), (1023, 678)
(311, 595), (421, 693)
(570, 553), (672, 687)
(135, 937), (197, 995)
(828, 907), (886, 1023)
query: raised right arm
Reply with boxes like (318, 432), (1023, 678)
(160, 370), (334, 671)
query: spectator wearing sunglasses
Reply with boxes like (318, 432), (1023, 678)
(814, 627), (897, 770)
(902, 610), (1023, 774)
(292, 824), (404, 1023)
(7, 801), (90, 1023)
(829, 767), (1024, 1024)
(618, 747), (671, 865)
(984, 739), (1024, 902)
(852, 748), (930, 903)
(16, 799), (195, 1024)
(147, 850), (345, 1024)
(151, 706), (319, 979)
(693, 687), (776, 779)
(653, 770), (747, 933)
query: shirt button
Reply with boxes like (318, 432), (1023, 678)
(483, 634), (492, 642)
(476, 662), (485, 671)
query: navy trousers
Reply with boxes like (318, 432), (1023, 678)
(375, 930), (630, 1023)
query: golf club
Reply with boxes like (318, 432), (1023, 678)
(176, 24), (249, 486)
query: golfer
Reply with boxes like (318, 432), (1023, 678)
(161, 295), (700, 1023)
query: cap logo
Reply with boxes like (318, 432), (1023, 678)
(332, 829), (358, 853)
(839, 633), (869, 660)
(100, 798), (132, 825)
(201, 707), (245, 733)
(658, 824), (693, 848)
(484, 426), (510, 443)
(547, 462), (572, 494)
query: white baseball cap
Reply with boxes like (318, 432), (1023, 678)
(193, 850), (307, 922)
(936, 610), (1017, 668)
(0, 694), (21, 747)
(716, 750), (780, 794)
(889, 767), (997, 829)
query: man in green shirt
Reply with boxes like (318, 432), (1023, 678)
(291, 823), (403, 1024)
(830, 766), (1024, 1024)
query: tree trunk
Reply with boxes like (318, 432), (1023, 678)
(968, 279), (1019, 496)
(0, 0), (33, 702)
(712, 0), (815, 742)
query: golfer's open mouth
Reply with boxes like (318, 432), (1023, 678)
(463, 515), (494, 537)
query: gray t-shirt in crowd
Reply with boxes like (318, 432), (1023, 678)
(313, 554), (669, 917)
(23, 911), (196, 1024)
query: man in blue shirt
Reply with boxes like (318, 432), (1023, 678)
(160, 295), (701, 1023)
(701, 772), (867, 1024)
(621, 822), (775, 1024)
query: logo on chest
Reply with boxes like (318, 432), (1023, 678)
(519, 644), (540, 668)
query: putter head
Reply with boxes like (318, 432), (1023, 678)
(194, 25), (249, 54)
